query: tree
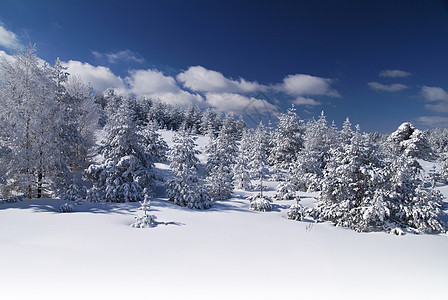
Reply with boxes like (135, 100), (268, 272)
(65, 76), (101, 162)
(247, 122), (270, 196)
(233, 129), (253, 190)
(292, 111), (337, 192)
(166, 129), (211, 209)
(0, 46), (73, 198)
(84, 99), (156, 202)
(206, 119), (237, 201)
(387, 122), (433, 159)
(269, 105), (304, 169)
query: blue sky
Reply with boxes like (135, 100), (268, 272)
(1, 0), (448, 133)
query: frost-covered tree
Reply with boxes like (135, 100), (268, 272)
(426, 127), (448, 154)
(84, 99), (156, 202)
(0, 46), (74, 198)
(233, 129), (253, 190)
(247, 122), (270, 195)
(269, 105), (304, 169)
(166, 130), (211, 209)
(387, 122), (433, 159)
(311, 125), (385, 231)
(310, 124), (446, 233)
(292, 111), (337, 192)
(140, 121), (168, 162)
(206, 120), (237, 201)
(131, 193), (157, 228)
(65, 76), (101, 162)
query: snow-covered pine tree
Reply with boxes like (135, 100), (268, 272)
(246, 122), (272, 211)
(269, 105), (304, 169)
(139, 121), (168, 162)
(166, 129), (211, 209)
(84, 98), (156, 202)
(387, 122), (434, 159)
(233, 129), (253, 190)
(380, 155), (446, 234)
(287, 196), (304, 221)
(311, 125), (385, 232)
(131, 193), (157, 228)
(205, 119), (237, 201)
(292, 111), (337, 192)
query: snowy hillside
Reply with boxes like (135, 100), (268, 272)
(1, 130), (447, 300)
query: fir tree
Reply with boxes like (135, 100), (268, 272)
(166, 130), (211, 209)
(84, 99), (156, 202)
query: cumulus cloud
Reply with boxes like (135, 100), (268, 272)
(421, 86), (448, 102)
(92, 49), (145, 64)
(368, 82), (408, 92)
(0, 24), (20, 50)
(280, 74), (339, 97)
(205, 92), (278, 115)
(177, 65), (266, 93)
(62, 60), (126, 92)
(416, 116), (448, 127)
(292, 97), (321, 106)
(126, 68), (204, 107)
(379, 70), (411, 78)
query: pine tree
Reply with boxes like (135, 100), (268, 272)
(84, 99), (156, 202)
(206, 119), (237, 201)
(269, 105), (304, 169)
(166, 129), (211, 209)
(233, 129), (253, 190)
(292, 111), (337, 192)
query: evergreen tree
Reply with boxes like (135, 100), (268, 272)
(206, 119), (237, 201)
(84, 99), (156, 202)
(166, 129), (211, 209)
(233, 129), (253, 190)
(269, 105), (304, 169)
(292, 111), (337, 192)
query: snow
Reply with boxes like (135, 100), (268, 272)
(1, 130), (447, 300)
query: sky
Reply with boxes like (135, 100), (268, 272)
(0, 0), (448, 133)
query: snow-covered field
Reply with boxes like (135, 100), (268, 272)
(1, 131), (447, 300)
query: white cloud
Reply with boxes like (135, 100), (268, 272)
(93, 49), (144, 64)
(205, 92), (278, 114)
(368, 82), (408, 92)
(177, 65), (266, 93)
(126, 68), (204, 107)
(281, 74), (339, 97)
(420, 86), (448, 113)
(62, 60), (126, 92)
(0, 25), (20, 50)
(292, 97), (321, 106)
(379, 70), (411, 78)
(421, 86), (448, 102)
(416, 116), (448, 127)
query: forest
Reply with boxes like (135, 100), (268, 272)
(1, 47), (447, 234)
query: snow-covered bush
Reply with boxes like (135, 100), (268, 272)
(248, 194), (272, 212)
(274, 180), (296, 200)
(59, 203), (73, 213)
(287, 197), (304, 221)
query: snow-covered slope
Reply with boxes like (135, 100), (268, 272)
(0, 131), (447, 300)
